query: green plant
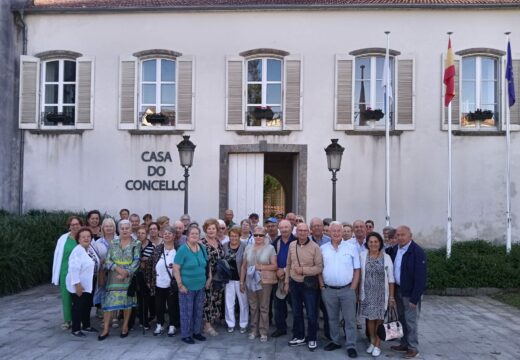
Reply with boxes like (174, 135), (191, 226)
(0, 210), (84, 296)
(426, 240), (520, 290)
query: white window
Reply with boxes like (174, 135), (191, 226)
(139, 58), (176, 127)
(118, 52), (194, 131)
(226, 52), (302, 132)
(19, 54), (94, 130)
(354, 55), (395, 128)
(460, 55), (500, 129)
(246, 58), (283, 128)
(41, 59), (76, 127)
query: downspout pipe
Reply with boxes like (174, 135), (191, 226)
(14, 8), (26, 215)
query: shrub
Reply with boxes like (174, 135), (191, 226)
(0, 210), (81, 296)
(426, 240), (520, 289)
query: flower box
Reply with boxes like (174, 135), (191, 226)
(253, 107), (274, 120)
(45, 112), (73, 125)
(362, 108), (385, 121)
(467, 109), (494, 122)
(146, 113), (169, 124)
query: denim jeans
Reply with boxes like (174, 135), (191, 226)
(273, 282), (290, 332)
(289, 279), (319, 341)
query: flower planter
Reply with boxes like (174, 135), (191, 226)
(45, 113), (73, 125)
(146, 113), (169, 124)
(253, 108), (274, 120)
(467, 109), (493, 122)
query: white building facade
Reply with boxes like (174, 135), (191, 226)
(12, 0), (520, 246)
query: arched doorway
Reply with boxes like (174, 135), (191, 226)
(263, 174), (285, 217)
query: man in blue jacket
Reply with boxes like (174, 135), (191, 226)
(389, 226), (427, 359)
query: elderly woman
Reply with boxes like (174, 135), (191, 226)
(148, 226), (180, 337)
(52, 215), (83, 330)
(201, 218), (225, 336)
(360, 231), (395, 357)
(217, 219), (230, 245)
(66, 227), (99, 337)
(223, 226), (248, 333)
(173, 226), (208, 344)
(98, 220), (141, 340)
(240, 226), (278, 342)
(86, 210), (103, 240)
(148, 222), (162, 246)
(239, 219), (253, 245)
(156, 216), (170, 238)
(93, 218), (118, 321)
(134, 225), (155, 330)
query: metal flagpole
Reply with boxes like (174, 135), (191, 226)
(384, 31), (391, 227)
(505, 32), (512, 254)
(446, 32), (453, 259)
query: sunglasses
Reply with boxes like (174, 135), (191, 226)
(253, 234), (265, 237)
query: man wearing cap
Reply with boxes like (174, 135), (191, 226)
(249, 213), (260, 229)
(265, 217), (280, 244)
(320, 221), (360, 358)
(270, 219), (296, 338)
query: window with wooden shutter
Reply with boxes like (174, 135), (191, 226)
(76, 57), (94, 129)
(226, 56), (245, 130)
(395, 56), (415, 130)
(334, 54), (353, 130)
(119, 56), (138, 130)
(176, 56), (194, 130)
(19, 55), (40, 129)
(283, 54), (302, 131)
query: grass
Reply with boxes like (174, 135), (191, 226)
(492, 290), (520, 310)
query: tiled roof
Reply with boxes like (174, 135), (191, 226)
(27, 0), (520, 11)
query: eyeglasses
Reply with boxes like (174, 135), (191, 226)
(295, 219), (304, 223)
(253, 234), (265, 237)
(220, 227), (226, 230)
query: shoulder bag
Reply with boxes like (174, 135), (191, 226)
(377, 307), (404, 341)
(295, 242), (319, 290)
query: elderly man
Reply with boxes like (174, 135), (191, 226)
(264, 217), (279, 244)
(284, 222), (323, 351)
(383, 226), (397, 251)
(342, 223), (353, 240)
(388, 226), (427, 359)
(319, 221), (360, 358)
(271, 219), (296, 338)
(346, 219), (367, 255)
(224, 209), (235, 228)
(129, 213), (140, 240)
(173, 220), (187, 249)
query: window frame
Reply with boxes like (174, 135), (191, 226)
(245, 56), (284, 131)
(352, 54), (396, 130)
(459, 54), (502, 131)
(40, 58), (77, 130)
(138, 57), (177, 130)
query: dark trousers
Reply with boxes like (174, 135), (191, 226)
(319, 291), (331, 338)
(155, 286), (180, 327)
(273, 283), (290, 331)
(289, 279), (319, 341)
(70, 292), (92, 332)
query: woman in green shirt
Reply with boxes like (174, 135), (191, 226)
(173, 226), (208, 344)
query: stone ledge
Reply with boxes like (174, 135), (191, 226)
(426, 287), (506, 296)
(453, 130), (506, 136)
(235, 130), (292, 136)
(28, 129), (85, 135)
(128, 129), (185, 135)
(345, 130), (403, 136)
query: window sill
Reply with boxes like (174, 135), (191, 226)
(345, 129), (403, 136)
(129, 129), (185, 135)
(28, 129), (85, 135)
(452, 130), (505, 136)
(235, 130), (292, 136)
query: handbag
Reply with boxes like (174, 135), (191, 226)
(295, 241), (319, 290)
(377, 307), (404, 341)
(163, 249), (178, 295)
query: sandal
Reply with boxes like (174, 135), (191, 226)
(260, 335), (268, 342)
(204, 325), (218, 336)
(61, 322), (71, 330)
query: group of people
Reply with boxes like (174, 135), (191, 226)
(51, 209), (427, 359)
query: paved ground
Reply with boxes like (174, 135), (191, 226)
(0, 285), (519, 360)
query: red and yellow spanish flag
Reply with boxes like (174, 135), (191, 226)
(444, 38), (455, 107)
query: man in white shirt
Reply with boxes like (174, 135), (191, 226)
(345, 219), (367, 255)
(319, 222), (360, 358)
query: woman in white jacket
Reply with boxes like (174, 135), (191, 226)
(359, 232), (395, 357)
(66, 227), (99, 337)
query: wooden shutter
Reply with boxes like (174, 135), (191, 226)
(508, 59), (520, 130)
(19, 55), (40, 129)
(395, 56), (415, 130)
(334, 54), (353, 130)
(118, 56), (137, 130)
(442, 54), (460, 130)
(283, 54), (302, 131)
(76, 57), (94, 129)
(226, 56), (244, 130)
(176, 55), (195, 130)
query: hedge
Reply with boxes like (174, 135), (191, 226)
(0, 210), (519, 295)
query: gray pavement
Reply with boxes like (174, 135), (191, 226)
(0, 285), (519, 360)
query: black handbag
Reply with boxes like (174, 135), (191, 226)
(295, 242), (319, 290)
(377, 307), (404, 341)
(163, 249), (178, 295)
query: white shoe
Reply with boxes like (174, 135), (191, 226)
(366, 344), (375, 353)
(372, 347), (381, 357)
(167, 325), (176, 337)
(153, 324), (163, 336)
